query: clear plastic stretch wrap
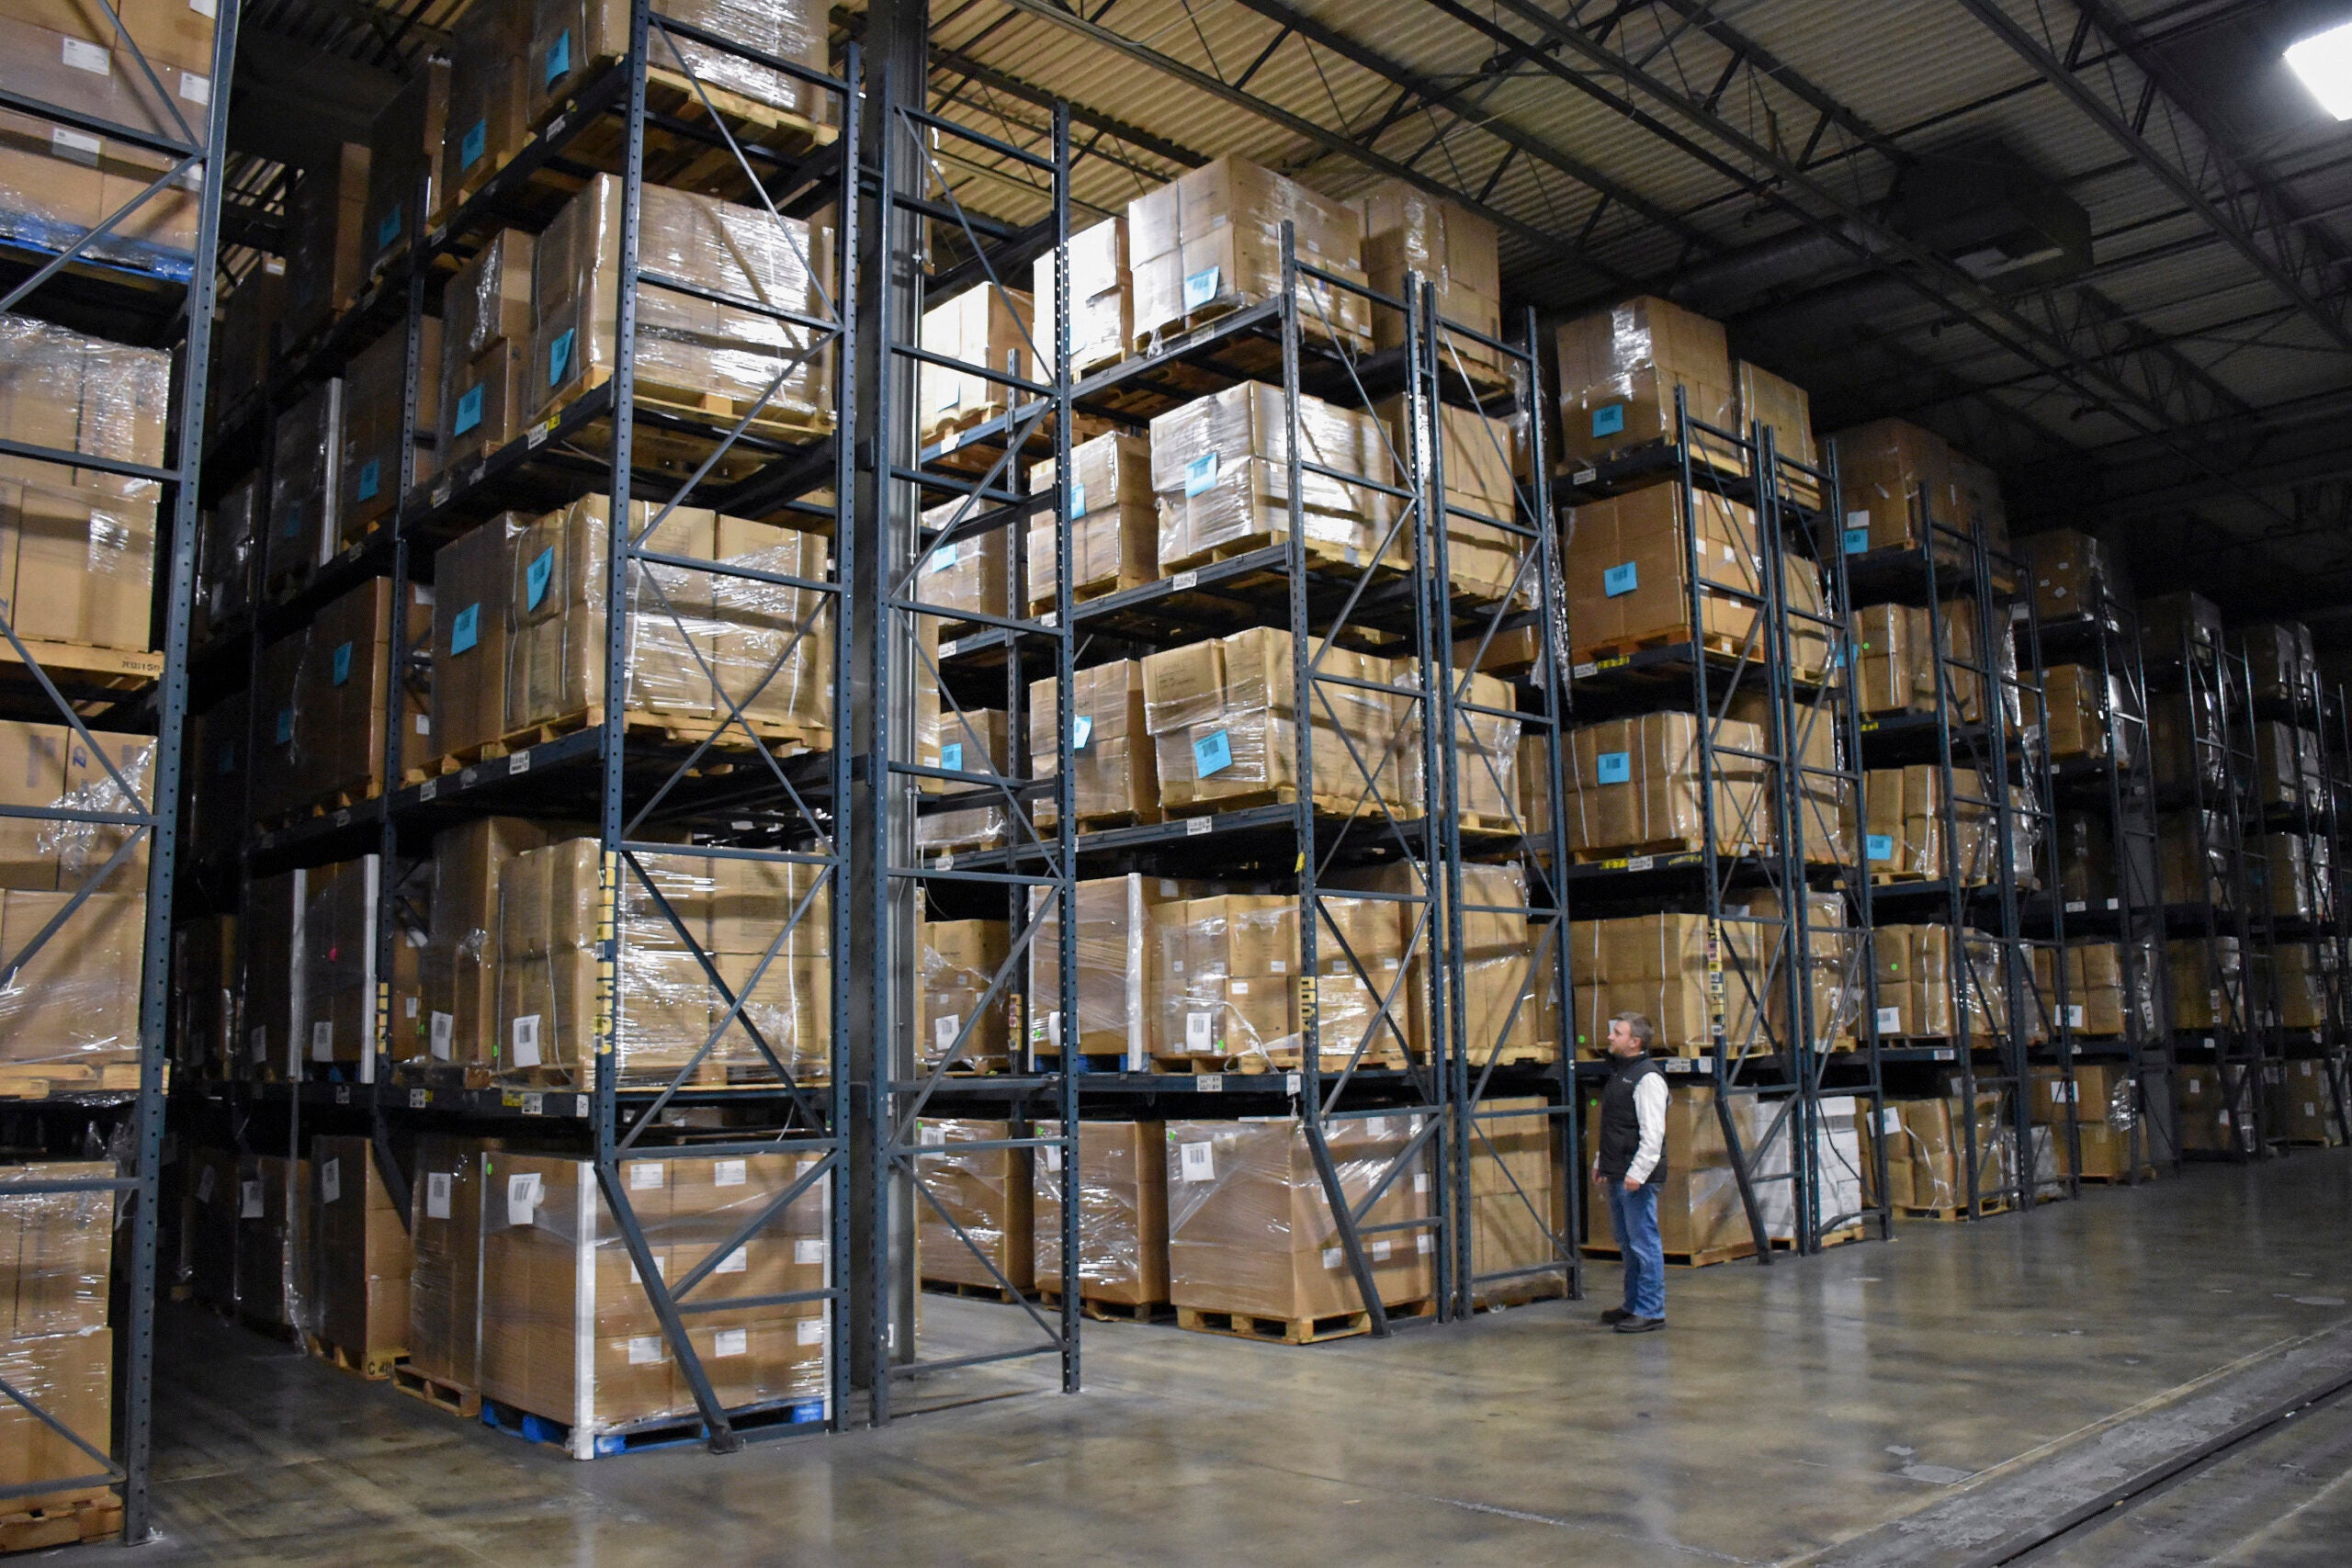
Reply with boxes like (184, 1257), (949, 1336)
(417, 817), (557, 1073)
(1553, 295), (1736, 469)
(1728, 886), (1858, 1052)
(438, 229), (535, 470)
(1581, 1084), (1749, 1254)
(1126, 157), (1371, 354)
(1350, 858), (1520, 1063)
(235, 1153), (313, 1332)
(1565, 913), (1763, 1056)
(1033, 1120), (1170, 1305)
(2273, 942), (2328, 1031)
(2159, 809), (2233, 908)
(295, 857), (379, 1072)
(2249, 832), (2323, 924)
(2150, 690), (2225, 796)
(407, 1133), (490, 1391)
(917, 284), (1031, 437)
(1565, 712), (1774, 858)
(341, 317), (442, 536)
(2166, 936), (2241, 1032)
(311, 1135), (414, 1358)
(918, 918), (1010, 1070)
(1828, 417), (1955, 555)
(441, 0), (532, 215)
(1031, 214), (1130, 379)
(2043, 662), (2131, 762)
(914, 1118), (1034, 1292)
(265, 378), (340, 595)
(1147, 382), (1398, 570)
(1026, 874), (1204, 1070)
(1563, 482), (1758, 660)
(916, 498), (1012, 622)
(1850, 603), (1934, 715)
(0, 310), (170, 483)
(2142, 591), (2222, 662)
(529, 175), (833, 428)
(0, 1168), (114, 1504)
(1165, 1116), (1432, 1321)
(479, 1150), (830, 1447)
(2031, 941), (2131, 1037)
(198, 473), (257, 642)
(1451, 670), (1521, 826)
(0, 887), (144, 1074)
(1156, 895), (1301, 1067)
(1028, 660), (1159, 829)
(2020, 527), (2113, 621)
(2243, 621), (2317, 705)
(1371, 394), (1522, 603)
(916, 706), (1010, 853)
(1025, 432), (1156, 607)
(2253, 720), (2325, 813)
(1138, 628), (1418, 818)
(0, 91), (198, 276)
(1358, 179), (1502, 366)
(529, 0), (832, 130)
(41, 725), (153, 895)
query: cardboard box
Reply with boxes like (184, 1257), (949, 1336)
(0, 1159), (112, 1338)
(2021, 528), (2115, 622)
(1733, 360), (1816, 475)
(1358, 179), (1501, 376)
(294, 859), (379, 1071)
(917, 497), (1012, 622)
(235, 1154), (312, 1328)
(1034, 1120), (1170, 1305)
(915, 1118), (1034, 1292)
(1126, 157), (1370, 352)
(420, 817), (556, 1072)
(919, 283), (1032, 440)
(340, 317), (444, 536)
(362, 56), (448, 274)
(1828, 418), (1953, 555)
(1029, 659), (1159, 829)
(1028, 874), (1205, 1070)
(0, 888), (141, 1072)
(1555, 296), (1734, 469)
(439, 0), (533, 217)
(282, 141), (372, 344)
(528, 0), (831, 130)
(1032, 214), (1129, 378)
(1026, 432), (1155, 607)
(1563, 482), (1758, 660)
(1564, 711), (1773, 858)
(1148, 381), (1397, 568)
(431, 513), (526, 760)
(0, 722), (66, 890)
(311, 1136), (413, 1358)
(1583, 1084), (1751, 1255)
(0, 1327), (110, 1511)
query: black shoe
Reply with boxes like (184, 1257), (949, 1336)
(1614, 1315), (1666, 1334)
(1599, 1306), (1633, 1325)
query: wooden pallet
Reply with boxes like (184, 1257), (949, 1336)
(540, 370), (834, 482)
(1871, 869), (1936, 886)
(0, 636), (164, 694)
(304, 1334), (403, 1382)
(1569, 835), (1707, 865)
(0, 1486), (121, 1552)
(1571, 628), (1750, 670)
(1132, 294), (1373, 361)
(390, 1362), (481, 1418)
(1771, 1224), (1868, 1252)
(0, 1063), (144, 1099)
(1470, 1275), (1573, 1312)
(1036, 1288), (1169, 1324)
(1458, 811), (1527, 837)
(1161, 786), (1413, 823)
(260, 781), (384, 830)
(1557, 434), (1748, 490)
(1024, 566), (1157, 620)
(2075, 1167), (2161, 1184)
(922, 400), (1008, 451)
(1176, 1296), (1432, 1346)
(1159, 523), (1403, 580)
(921, 1278), (1033, 1304)
(1899, 1196), (2012, 1222)
(1582, 1237), (1758, 1268)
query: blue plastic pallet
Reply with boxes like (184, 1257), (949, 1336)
(480, 1393), (827, 1458)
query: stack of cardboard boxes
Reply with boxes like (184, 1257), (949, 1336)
(918, 917), (1012, 1073)
(1467, 1099), (1566, 1304)
(1581, 1084), (1751, 1257)
(2265, 1058), (2345, 1145)
(1832, 418), (2011, 559)
(1148, 381), (1399, 572)
(1033, 1120), (1170, 1314)
(1554, 295), (1737, 474)
(918, 284), (1032, 444)
(1027, 659), (1159, 829)
(1031, 215), (1132, 381)
(1127, 156), (1372, 355)
(436, 229), (534, 472)
(1024, 433), (1156, 611)
(2030, 941), (2147, 1039)
(1358, 182), (1502, 380)
(2019, 528), (2116, 622)
(310, 1137), (413, 1363)
(2167, 937), (2243, 1033)
(1564, 711), (1775, 860)
(1863, 1089), (2012, 1210)
(1873, 924), (2012, 1043)
(0, 1160), (115, 1510)
(1566, 914), (1764, 1057)
(2030, 1065), (2144, 1179)
(915, 1118), (1034, 1294)
(1025, 874), (1203, 1072)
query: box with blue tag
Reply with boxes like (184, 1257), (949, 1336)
(918, 707), (1012, 853)
(280, 141), (371, 349)
(916, 497), (1012, 626)
(293, 856), (383, 1076)
(361, 55), (449, 278)
(1862, 765), (1956, 883)
(708, 518), (834, 741)
(526, 0), (832, 135)
(1554, 295), (1737, 473)
(299, 576), (397, 806)
(918, 282), (1034, 446)
(1563, 481), (1758, 662)
(1028, 660), (1158, 829)
(1147, 381), (1398, 570)
(919, 918), (1011, 1073)
(340, 316), (445, 538)
(435, 229), (535, 473)
(1825, 417), (1967, 558)
(431, 513), (526, 762)
(1358, 180), (1503, 383)
(1732, 360), (1819, 503)
(1126, 156), (1370, 355)
(1025, 431), (1156, 613)
(439, 0), (533, 220)
(195, 473), (256, 646)
(263, 379), (342, 601)
(1564, 712), (1773, 860)
(1028, 874), (1204, 1069)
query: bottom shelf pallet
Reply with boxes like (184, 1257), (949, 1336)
(1174, 1296), (1436, 1346)
(303, 1334), (402, 1382)
(1582, 1238), (1758, 1269)
(0, 1487), (119, 1552)
(1898, 1195), (2013, 1222)
(390, 1363), (481, 1418)
(479, 1393), (827, 1460)
(920, 1278), (1034, 1305)
(1035, 1288), (1170, 1324)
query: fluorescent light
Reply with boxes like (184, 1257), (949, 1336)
(2286, 18), (2352, 120)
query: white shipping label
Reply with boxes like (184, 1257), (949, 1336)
(714, 1328), (750, 1358)
(512, 1014), (541, 1067)
(430, 1012), (454, 1060)
(1414, 1173), (1429, 1193)
(1418, 1234), (1433, 1254)
(311, 1021), (334, 1061)
(425, 1171), (452, 1220)
(934, 1014), (958, 1052)
(628, 1336), (664, 1365)
(1366, 1117), (1389, 1138)
(189, 0), (217, 17)
(1178, 1141), (1216, 1183)
(714, 1158), (747, 1187)
(1269, 960), (1286, 974)
(629, 1163), (663, 1190)
(716, 1247), (748, 1275)
(1230, 980), (1249, 996)
(1186, 1011), (1212, 1050)
(1880, 1109), (1902, 1134)
(1372, 1240), (1392, 1261)
(196, 1166), (216, 1203)
(919, 1125), (944, 1146)
(797, 1318), (826, 1346)
(62, 37), (110, 73)
(1877, 1006), (1902, 1033)
(240, 1180), (263, 1219)
(1043, 1143), (1062, 1172)
(321, 1158), (342, 1203)
(179, 71), (210, 104)
(50, 128), (99, 165)
(250, 1026), (267, 1063)
(507, 1171), (544, 1225)
(795, 1239), (826, 1266)
(1322, 1247), (1343, 1269)
(2066, 1005), (2085, 1029)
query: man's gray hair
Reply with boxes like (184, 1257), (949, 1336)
(1610, 1012), (1655, 1049)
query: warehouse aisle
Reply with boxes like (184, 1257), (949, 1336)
(140, 1152), (2352, 1567)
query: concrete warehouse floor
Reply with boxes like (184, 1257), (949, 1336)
(140, 1152), (2352, 1567)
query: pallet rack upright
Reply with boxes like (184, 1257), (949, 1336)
(188, 6), (862, 1451)
(0, 0), (238, 1539)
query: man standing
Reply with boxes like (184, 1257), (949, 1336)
(1596, 1012), (1668, 1333)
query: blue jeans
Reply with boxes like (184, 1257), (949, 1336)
(1608, 1180), (1666, 1319)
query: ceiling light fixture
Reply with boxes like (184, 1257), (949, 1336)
(2286, 18), (2352, 119)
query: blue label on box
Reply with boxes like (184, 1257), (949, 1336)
(1602, 560), (1638, 597)
(331, 641), (353, 686)
(451, 603), (480, 655)
(377, 206), (401, 249)
(1182, 266), (1220, 311)
(1193, 728), (1233, 777)
(460, 118), (487, 171)
(1596, 750), (1632, 784)
(280, 502), (300, 539)
(1843, 526), (1869, 555)
(454, 383), (484, 436)
(940, 741), (963, 773)
(1591, 403), (1626, 438)
(544, 29), (571, 85)
(355, 458), (380, 502)
(1069, 480), (1086, 518)
(1183, 452), (1218, 497)
(276, 708), (293, 744)
(526, 547), (555, 610)
(1866, 832), (1894, 862)
(548, 328), (575, 388)
(1071, 715), (1093, 750)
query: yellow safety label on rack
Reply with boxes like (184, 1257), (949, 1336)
(1296, 974), (1319, 1032)
(374, 980), (390, 1043)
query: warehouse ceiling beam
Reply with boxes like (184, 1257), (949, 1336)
(1421, 0), (2300, 529)
(981, 0), (1621, 287)
(1957, 0), (2352, 355)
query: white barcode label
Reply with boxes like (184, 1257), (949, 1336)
(797, 1318), (825, 1346)
(1880, 1109), (1901, 1134)
(321, 1158), (342, 1203)
(628, 1336), (664, 1365)
(629, 1164), (663, 1190)
(934, 1014), (958, 1052)
(712, 1327), (750, 1358)
(1178, 1141), (1216, 1182)
(62, 37), (109, 73)
(240, 1180), (263, 1219)
(715, 1158), (747, 1187)
(1171, 570), (1199, 592)
(796, 1239), (825, 1265)
(1198, 1073), (1224, 1093)
(715, 1247), (748, 1275)
(179, 71), (210, 104)
(50, 128), (99, 164)
(1043, 1143), (1062, 1172)
(311, 1021), (334, 1061)
(1322, 1246), (1343, 1269)
(1877, 1006), (1901, 1033)
(430, 1011), (453, 1059)
(1372, 1240), (1392, 1260)
(507, 1173), (546, 1224)
(425, 1172), (451, 1219)
(512, 1014), (541, 1066)
(2066, 1005), (2085, 1029)
(919, 1125), (944, 1146)
(509, 750), (531, 774)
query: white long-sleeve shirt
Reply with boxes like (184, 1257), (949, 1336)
(1625, 1070), (1668, 1186)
